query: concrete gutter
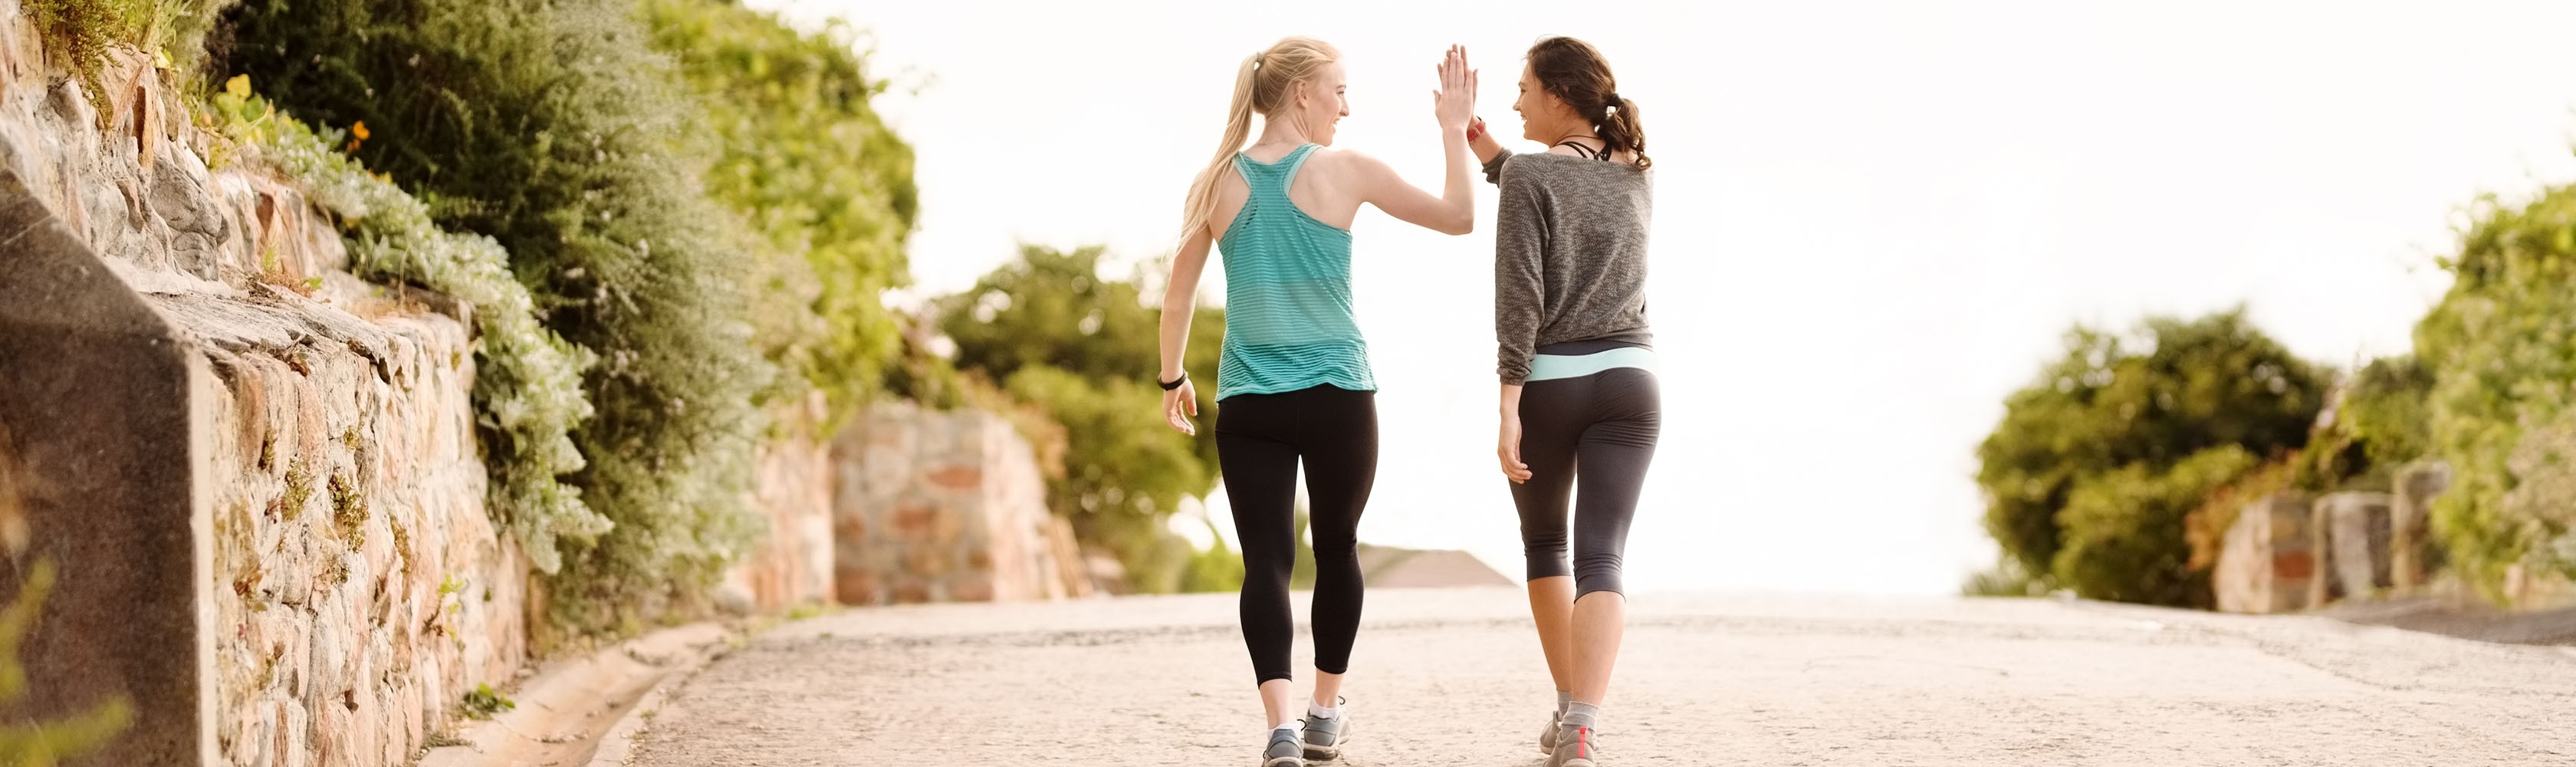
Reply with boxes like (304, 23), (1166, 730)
(419, 621), (738, 767)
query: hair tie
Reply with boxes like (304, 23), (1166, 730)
(1603, 92), (1623, 110)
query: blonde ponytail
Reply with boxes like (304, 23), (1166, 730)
(1176, 37), (1340, 246)
(1178, 53), (1263, 245)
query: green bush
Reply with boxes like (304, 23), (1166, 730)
(228, 84), (610, 573)
(2054, 446), (2257, 607)
(643, 0), (918, 422)
(2415, 182), (2576, 594)
(1976, 308), (2328, 592)
(220, 0), (774, 629)
(27, 0), (232, 100)
(1960, 555), (2047, 597)
(2292, 355), (2434, 494)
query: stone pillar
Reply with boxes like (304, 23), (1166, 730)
(830, 403), (1077, 605)
(721, 391), (837, 614)
(2316, 492), (2394, 602)
(0, 168), (219, 765)
(2215, 492), (2315, 614)
(2390, 462), (2450, 591)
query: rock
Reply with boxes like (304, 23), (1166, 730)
(2216, 493), (2315, 614)
(2318, 492), (2395, 602)
(2391, 462), (2450, 591)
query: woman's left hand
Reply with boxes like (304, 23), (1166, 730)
(1434, 44), (1477, 134)
(1498, 411), (1533, 483)
(1162, 378), (1200, 436)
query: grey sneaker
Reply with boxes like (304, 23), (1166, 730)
(1547, 724), (1601, 767)
(1261, 727), (1305, 767)
(1302, 699), (1352, 761)
(1539, 708), (1561, 753)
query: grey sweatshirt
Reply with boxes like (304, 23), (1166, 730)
(1488, 150), (1655, 385)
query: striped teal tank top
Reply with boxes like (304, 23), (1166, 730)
(1215, 143), (1376, 400)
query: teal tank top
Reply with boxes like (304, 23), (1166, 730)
(1215, 143), (1377, 400)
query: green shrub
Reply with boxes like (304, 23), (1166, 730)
(220, 0), (774, 628)
(27, 0), (232, 99)
(1960, 555), (2047, 597)
(2412, 180), (2576, 596)
(231, 85), (610, 571)
(2055, 446), (2258, 607)
(2292, 355), (2434, 494)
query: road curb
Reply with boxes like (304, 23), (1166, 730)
(419, 621), (742, 767)
(583, 630), (734, 767)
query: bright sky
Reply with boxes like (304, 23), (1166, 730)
(754, 0), (2576, 595)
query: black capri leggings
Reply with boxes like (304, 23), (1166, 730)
(1217, 384), (1377, 685)
(1510, 367), (1661, 597)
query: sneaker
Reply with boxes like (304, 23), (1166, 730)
(1302, 698), (1352, 761)
(1260, 727), (1304, 767)
(1539, 707), (1561, 754)
(1547, 725), (1601, 767)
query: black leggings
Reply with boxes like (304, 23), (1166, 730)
(1217, 384), (1378, 685)
(1510, 367), (1661, 597)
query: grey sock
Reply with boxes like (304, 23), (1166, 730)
(1561, 700), (1601, 729)
(1556, 690), (1573, 716)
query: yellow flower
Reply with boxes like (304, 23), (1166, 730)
(225, 74), (250, 99)
(352, 121), (371, 141)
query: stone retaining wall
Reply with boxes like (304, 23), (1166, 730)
(0, 8), (527, 763)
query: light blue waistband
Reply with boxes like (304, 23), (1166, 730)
(1526, 347), (1658, 382)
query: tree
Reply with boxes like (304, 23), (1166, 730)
(1976, 308), (2328, 603)
(644, 0), (920, 421)
(939, 245), (1228, 591)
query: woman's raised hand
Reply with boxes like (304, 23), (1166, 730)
(1434, 44), (1476, 134)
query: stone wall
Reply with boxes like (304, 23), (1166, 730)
(180, 286), (527, 767)
(832, 402), (1089, 604)
(0, 8), (528, 764)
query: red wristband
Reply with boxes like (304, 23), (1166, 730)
(1465, 118), (1485, 142)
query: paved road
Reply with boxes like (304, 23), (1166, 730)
(630, 588), (2576, 766)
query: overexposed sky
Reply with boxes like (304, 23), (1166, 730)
(754, 0), (2576, 594)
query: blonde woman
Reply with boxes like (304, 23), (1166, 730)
(1156, 37), (1477, 767)
(1467, 36), (1657, 767)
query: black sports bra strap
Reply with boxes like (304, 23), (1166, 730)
(1554, 137), (1615, 161)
